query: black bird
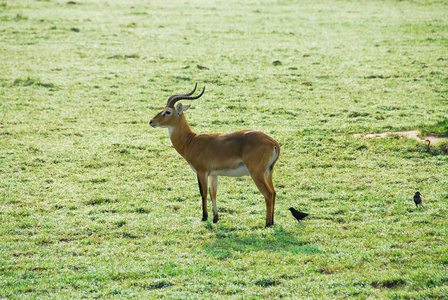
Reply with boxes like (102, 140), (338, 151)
(289, 207), (309, 222)
(413, 191), (425, 208)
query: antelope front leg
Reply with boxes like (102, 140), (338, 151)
(197, 173), (208, 221)
(209, 175), (219, 223)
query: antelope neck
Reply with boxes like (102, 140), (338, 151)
(169, 115), (196, 157)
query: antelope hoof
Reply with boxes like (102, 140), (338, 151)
(265, 222), (274, 228)
(213, 215), (219, 223)
(202, 212), (208, 221)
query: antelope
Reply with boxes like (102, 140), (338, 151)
(149, 84), (280, 227)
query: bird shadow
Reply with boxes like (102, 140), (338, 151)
(202, 223), (321, 259)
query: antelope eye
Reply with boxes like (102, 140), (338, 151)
(164, 110), (172, 116)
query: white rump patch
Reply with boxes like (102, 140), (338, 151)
(265, 146), (279, 178)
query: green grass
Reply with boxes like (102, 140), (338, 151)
(422, 118), (448, 137)
(1, 0), (448, 298)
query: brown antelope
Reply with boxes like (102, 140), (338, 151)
(149, 84), (280, 227)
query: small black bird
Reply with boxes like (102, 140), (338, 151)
(289, 207), (309, 222)
(413, 191), (425, 208)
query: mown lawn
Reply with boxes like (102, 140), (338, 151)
(1, 0), (447, 298)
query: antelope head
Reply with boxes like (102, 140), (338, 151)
(149, 83), (205, 132)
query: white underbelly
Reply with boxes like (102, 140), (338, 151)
(210, 163), (250, 177)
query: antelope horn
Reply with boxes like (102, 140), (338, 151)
(167, 83), (205, 108)
(167, 83), (197, 105)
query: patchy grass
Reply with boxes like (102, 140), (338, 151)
(1, 0), (447, 298)
(422, 118), (448, 137)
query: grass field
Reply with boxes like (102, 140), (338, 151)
(1, 0), (448, 298)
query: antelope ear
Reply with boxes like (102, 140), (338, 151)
(176, 103), (190, 115)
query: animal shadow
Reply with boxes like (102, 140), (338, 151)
(203, 224), (321, 259)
